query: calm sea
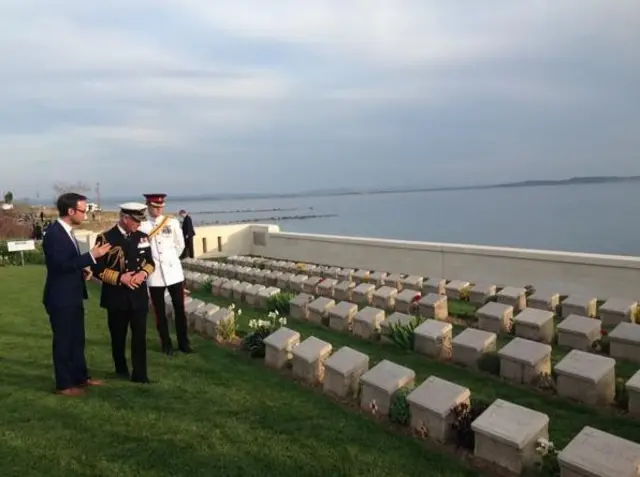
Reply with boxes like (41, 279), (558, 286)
(104, 182), (640, 257)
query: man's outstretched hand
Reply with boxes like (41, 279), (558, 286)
(91, 242), (111, 259)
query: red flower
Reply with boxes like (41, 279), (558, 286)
(412, 294), (421, 302)
(601, 329), (608, 336)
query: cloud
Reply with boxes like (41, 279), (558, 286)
(0, 0), (639, 198)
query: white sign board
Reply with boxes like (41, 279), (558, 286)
(7, 240), (36, 252)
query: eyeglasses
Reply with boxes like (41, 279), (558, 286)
(74, 207), (87, 214)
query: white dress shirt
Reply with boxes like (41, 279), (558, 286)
(57, 218), (95, 262)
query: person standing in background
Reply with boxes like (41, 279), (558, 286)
(179, 209), (195, 259)
(91, 203), (155, 384)
(42, 192), (111, 396)
(140, 194), (192, 356)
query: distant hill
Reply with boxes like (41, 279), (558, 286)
(492, 175), (640, 188)
(94, 174), (640, 204)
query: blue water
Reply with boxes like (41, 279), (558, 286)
(103, 182), (640, 256)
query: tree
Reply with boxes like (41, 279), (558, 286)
(4, 191), (13, 204)
(52, 181), (91, 200)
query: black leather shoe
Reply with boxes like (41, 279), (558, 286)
(179, 345), (193, 354)
(162, 345), (175, 357)
(108, 371), (130, 380)
(131, 377), (154, 384)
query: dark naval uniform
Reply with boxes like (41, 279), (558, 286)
(92, 206), (155, 383)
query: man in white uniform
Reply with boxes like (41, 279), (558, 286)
(139, 193), (192, 355)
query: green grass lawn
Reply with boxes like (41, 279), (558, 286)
(189, 288), (640, 449)
(0, 266), (481, 477)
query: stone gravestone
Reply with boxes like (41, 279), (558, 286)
(554, 350), (615, 405)
(609, 322), (640, 364)
(471, 399), (549, 474)
(289, 293), (315, 321)
(353, 307), (385, 340)
(498, 338), (552, 385)
(323, 346), (370, 399)
(413, 319), (453, 360)
(359, 360), (415, 416)
(556, 314), (601, 351)
(407, 376), (470, 443)
(291, 336), (332, 384)
(452, 328), (497, 369)
(558, 426), (640, 477)
(263, 327), (300, 370)
(328, 301), (358, 332)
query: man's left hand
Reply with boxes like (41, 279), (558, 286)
(83, 267), (93, 281)
(131, 271), (147, 286)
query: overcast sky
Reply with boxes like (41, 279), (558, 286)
(1, 1), (639, 199)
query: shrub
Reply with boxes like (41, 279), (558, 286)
(458, 288), (470, 302)
(591, 330), (610, 354)
(525, 284), (536, 296)
(241, 310), (287, 358)
(216, 304), (238, 342)
(505, 316), (515, 335)
(389, 388), (411, 425)
(534, 437), (560, 476)
(535, 372), (556, 392)
(201, 278), (213, 293)
(615, 378), (629, 410)
(266, 291), (296, 316)
(0, 214), (31, 240)
(242, 326), (272, 358)
(477, 352), (500, 375)
(0, 240), (45, 266)
(452, 400), (490, 451)
(388, 317), (421, 350)
(216, 317), (237, 342)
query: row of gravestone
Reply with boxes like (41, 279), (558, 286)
(224, 254), (640, 318)
(181, 265), (640, 425)
(184, 255), (640, 329)
(181, 258), (640, 370)
(153, 286), (236, 339)
(260, 324), (640, 477)
(171, 270), (640, 477)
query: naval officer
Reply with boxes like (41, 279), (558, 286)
(92, 203), (155, 383)
(140, 193), (192, 356)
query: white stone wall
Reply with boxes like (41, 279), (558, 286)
(185, 224), (640, 300)
(259, 230), (640, 299)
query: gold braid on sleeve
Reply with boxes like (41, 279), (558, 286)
(142, 260), (154, 276)
(99, 269), (119, 285)
(98, 243), (124, 285)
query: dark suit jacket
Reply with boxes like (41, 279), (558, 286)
(42, 220), (94, 312)
(181, 215), (195, 238)
(91, 226), (155, 311)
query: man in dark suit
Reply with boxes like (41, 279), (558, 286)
(178, 209), (195, 259)
(42, 192), (112, 396)
(92, 203), (155, 383)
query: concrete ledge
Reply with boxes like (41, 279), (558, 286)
(186, 224), (640, 299)
(267, 231), (640, 269)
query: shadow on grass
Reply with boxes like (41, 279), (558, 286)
(1, 352), (480, 477)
